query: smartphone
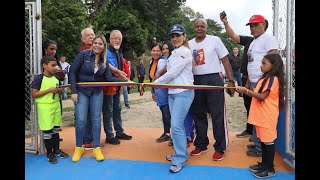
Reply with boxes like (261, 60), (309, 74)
(220, 11), (226, 18)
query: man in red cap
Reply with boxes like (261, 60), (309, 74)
(246, 15), (266, 25)
(220, 13), (268, 148)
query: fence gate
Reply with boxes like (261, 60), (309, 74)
(25, 0), (42, 154)
(272, 0), (295, 169)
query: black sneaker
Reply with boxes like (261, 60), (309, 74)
(249, 136), (253, 142)
(116, 133), (132, 140)
(156, 133), (170, 142)
(105, 137), (120, 145)
(54, 149), (69, 158)
(236, 130), (251, 138)
(168, 139), (173, 146)
(246, 147), (262, 157)
(125, 104), (130, 108)
(47, 153), (58, 164)
(247, 144), (256, 150)
(249, 162), (264, 172)
(253, 168), (276, 178)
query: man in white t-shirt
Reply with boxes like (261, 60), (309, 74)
(189, 18), (236, 161)
(244, 15), (279, 163)
(59, 55), (70, 99)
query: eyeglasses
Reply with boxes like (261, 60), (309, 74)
(110, 37), (122, 41)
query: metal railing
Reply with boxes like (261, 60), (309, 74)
(25, 0), (43, 154)
(273, 0), (295, 169)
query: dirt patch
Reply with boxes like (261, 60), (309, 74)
(62, 90), (247, 132)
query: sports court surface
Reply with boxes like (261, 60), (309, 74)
(26, 127), (295, 179)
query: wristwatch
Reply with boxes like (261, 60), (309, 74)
(228, 79), (235, 83)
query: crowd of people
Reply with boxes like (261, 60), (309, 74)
(31, 12), (284, 179)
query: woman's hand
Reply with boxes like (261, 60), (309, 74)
(151, 93), (157, 102)
(152, 74), (160, 82)
(71, 94), (78, 105)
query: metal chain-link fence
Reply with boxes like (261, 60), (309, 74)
(273, 0), (295, 166)
(25, 0), (42, 154)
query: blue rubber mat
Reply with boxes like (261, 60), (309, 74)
(26, 154), (295, 179)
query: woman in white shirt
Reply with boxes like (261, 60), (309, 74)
(154, 24), (194, 173)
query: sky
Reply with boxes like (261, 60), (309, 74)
(184, 0), (273, 36)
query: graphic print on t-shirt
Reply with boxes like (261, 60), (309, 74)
(193, 49), (205, 66)
(247, 42), (256, 62)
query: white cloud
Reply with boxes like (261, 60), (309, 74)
(184, 0), (273, 35)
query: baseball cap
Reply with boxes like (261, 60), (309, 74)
(246, 15), (265, 26)
(169, 24), (186, 35)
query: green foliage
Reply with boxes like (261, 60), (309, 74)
(42, 0), (89, 63)
(93, 3), (148, 56)
(41, 0), (241, 62)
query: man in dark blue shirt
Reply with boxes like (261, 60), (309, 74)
(136, 59), (146, 92)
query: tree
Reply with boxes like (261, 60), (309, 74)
(93, 3), (148, 57)
(42, 0), (89, 63)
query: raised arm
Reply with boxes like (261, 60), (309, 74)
(220, 12), (240, 44)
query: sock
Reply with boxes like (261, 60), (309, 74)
(52, 133), (60, 154)
(264, 143), (275, 171)
(261, 143), (266, 166)
(52, 127), (61, 153)
(43, 131), (53, 155)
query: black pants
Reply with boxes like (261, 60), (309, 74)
(191, 73), (227, 154)
(242, 76), (253, 134)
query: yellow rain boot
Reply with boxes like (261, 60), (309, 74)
(93, 147), (104, 162)
(72, 146), (84, 162)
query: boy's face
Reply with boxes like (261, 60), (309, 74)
(43, 61), (58, 75)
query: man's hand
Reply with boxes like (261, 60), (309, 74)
(226, 81), (236, 96)
(220, 11), (228, 24)
(118, 70), (128, 80)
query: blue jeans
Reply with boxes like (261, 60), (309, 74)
(61, 78), (68, 99)
(233, 71), (242, 86)
(74, 111), (93, 144)
(102, 90), (124, 138)
(83, 114), (92, 144)
(74, 90), (103, 148)
(249, 82), (261, 149)
(168, 90), (194, 167)
(122, 86), (129, 105)
(184, 109), (195, 141)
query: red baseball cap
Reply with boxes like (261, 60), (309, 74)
(246, 15), (265, 26)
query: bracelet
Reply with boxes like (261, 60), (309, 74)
(246, 89), (249, 94)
